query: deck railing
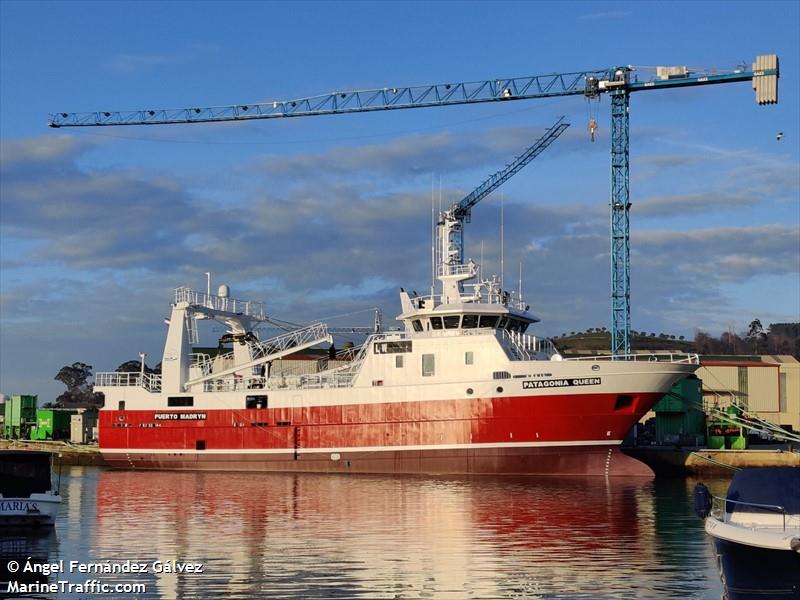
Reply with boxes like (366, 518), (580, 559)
(202, 371), (356, 392)
(95, 372), (162, 393)
(174, 286), (266, 319)
(709, 495), (799, 532)
(501, 330), (560, 360)
(565, 352), (699, 364)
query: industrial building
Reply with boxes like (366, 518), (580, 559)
(698, 355), (799, 432)
(642, 355), (799, 448)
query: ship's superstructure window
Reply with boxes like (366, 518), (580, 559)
(374, 340), (413, 354)
(478, 315), (505, 327)
(496, 316), (508, 329)
(430, 317), (443, 330)
(465, 351), (474, 365)
(246, 395), (268, 409)
(443, 315), (460, 329)
(422, 354), (435, 377)
(396, 355), (404, 368)
(118, 401), (125, 411)
(168, 396), (194, 407)
(412, 319), (423, 332)
(462, 314), (478, 328)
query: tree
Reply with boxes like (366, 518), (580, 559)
(54, 361), (103, 408)
(747, 319), (767, 354)
(55, 362), (93, 392)
(116, 360), (156, 374)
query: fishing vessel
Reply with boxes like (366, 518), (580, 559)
(94, 121), (699, 476)
(95, 271), (697, 476)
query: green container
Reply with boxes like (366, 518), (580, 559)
(654, 378), (705, 445)
(727, 434), (748, 450)
(3, 395), (37, 439)
(30, 408), (76, 440)
(707, 435), (726, 449)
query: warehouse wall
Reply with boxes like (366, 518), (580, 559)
(698, 356), (798, 432)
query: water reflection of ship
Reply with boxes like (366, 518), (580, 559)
(92, 470), (672, 598)
(0, 529), (58, 597)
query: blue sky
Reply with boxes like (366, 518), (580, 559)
(1, 0), (798, 401)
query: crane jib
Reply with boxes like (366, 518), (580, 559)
(46, 56), (779, 358)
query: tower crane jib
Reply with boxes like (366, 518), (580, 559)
(48, 56), (779, 356)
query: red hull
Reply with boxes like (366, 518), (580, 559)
(99, 392), (661, 476)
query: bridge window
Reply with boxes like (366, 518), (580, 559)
(462, 314), (478, 328)
(412, 319), (423, 332)
(422, 354), (435, 377)
(478, 315), (499, 328)
(496, 316), (508, 329)
(443, 315), (460, 329)
(507, 319), (523, 332)
(430, 317), (443, 330)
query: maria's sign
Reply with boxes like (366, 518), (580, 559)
(0, 500), (39, 512)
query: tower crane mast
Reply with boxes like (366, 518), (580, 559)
(49, 56), (779, 356)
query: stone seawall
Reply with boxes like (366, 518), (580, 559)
(0, 439), (107, 466)
(624, 446), (800, 475)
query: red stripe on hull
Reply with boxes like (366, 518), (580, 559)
(99, 392), (662, 476)
(101, 446), (653, 476)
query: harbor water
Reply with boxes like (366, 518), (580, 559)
(2, 467), (728, 599)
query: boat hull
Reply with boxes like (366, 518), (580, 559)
(0, 495), (61, 528)
(100, 444), (653, 476)
(98, 390), (675, 476)
(713, 537), (800, 600)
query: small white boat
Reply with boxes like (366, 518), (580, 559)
(695, 468), (800, 600)
(0, 451), (61, 527)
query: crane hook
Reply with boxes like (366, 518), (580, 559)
(588, 118), (598, 143)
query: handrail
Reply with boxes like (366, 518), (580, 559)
(95, 372), (162, 393)
(500, 329), (560, 361)
(174, 286), (266, 319)
(709, 495), (793, 531)
(565, 352), (699, 364)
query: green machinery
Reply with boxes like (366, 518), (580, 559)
(30, 408), (77, 441)
(3, 395), (37, 439)
(706, 405), (748, 450)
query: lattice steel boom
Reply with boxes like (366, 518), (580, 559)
(49, 56), (779, 355)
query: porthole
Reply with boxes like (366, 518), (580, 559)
(466, 388), (474, 395)
(496, 386), (504, 393)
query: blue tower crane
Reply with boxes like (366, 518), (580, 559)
(49, 55), (779, 355)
